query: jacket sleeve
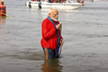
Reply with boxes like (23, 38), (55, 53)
(42, 19), (57, 40)
(58, 21), (63, 39)
(60, 35), (63, 39)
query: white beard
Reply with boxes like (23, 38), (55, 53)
(52, 17), (58, 21)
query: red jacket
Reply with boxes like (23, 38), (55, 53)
(41, 18), (63, 50)
(31, 0), (36, 1)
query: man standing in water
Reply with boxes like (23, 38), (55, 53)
(41, 8), (64, 60)
(0, 0), (6, 16)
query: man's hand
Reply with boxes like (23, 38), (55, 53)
(60, 39), (64, 47)
(55, 23), (62, 30)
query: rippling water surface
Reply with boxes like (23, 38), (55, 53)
(0, 0), (108, 72)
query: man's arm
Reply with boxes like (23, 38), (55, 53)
(42, 20), (57, 40)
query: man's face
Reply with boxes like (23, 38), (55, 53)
(51, 10), (59, 21)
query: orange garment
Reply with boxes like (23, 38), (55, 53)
(0, 4), (6, 16)
(81, 0), (85, 6)
(76, 0), (79, 3)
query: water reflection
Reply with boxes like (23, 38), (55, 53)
(41, 59), (63, 72)
(0, 16), (6, 24)
(0, 17), (6, 42)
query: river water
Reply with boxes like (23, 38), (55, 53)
(0, 0), (108, 72)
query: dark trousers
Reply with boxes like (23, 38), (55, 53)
(43, 48), (56, 60)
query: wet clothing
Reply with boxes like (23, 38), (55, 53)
(43, 48), (56, 59)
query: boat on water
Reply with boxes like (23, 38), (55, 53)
(25, 0), (83, 10)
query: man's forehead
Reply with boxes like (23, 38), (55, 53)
(51, 9), (58, 12)
(54, 13), (58, 15)
(52, 10), (58, 14)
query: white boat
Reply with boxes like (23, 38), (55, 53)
(25, 1), (83, 10)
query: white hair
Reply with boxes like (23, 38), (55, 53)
(48, 8), (58, 14)
(48, 8), (53, 14)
